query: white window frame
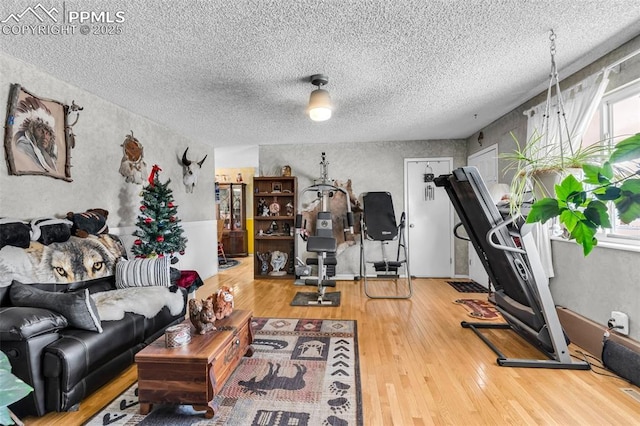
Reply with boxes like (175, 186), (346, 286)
(590, 78), (640, 248)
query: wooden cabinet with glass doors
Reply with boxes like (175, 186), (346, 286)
(217, 183), (248, 257)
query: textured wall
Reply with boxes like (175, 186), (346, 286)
(466, 35), (640, 341)
(260, 139), (469, 275)
(0, 52), (217, 277)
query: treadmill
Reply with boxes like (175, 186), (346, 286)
(434, 166), (589, 369)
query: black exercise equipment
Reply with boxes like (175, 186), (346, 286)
(295, 153), (354, 305)
(359, 192), (412, 299)
(434, 166), (589, 370)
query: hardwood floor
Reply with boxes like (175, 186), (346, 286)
(25, 256), (640, 425)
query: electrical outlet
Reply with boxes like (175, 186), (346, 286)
(610, 311), (630, 336)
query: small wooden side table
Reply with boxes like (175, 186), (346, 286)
(135, 309), (254, 418)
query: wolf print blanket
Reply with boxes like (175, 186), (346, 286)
(92, 286), (185, 321)
(0, 234), (126, 287)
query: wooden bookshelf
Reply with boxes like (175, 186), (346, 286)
(253, 176), (297, 279)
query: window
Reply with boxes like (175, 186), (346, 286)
(582, 79), (640, 242)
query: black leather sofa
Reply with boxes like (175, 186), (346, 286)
(0, 276), (187, 417)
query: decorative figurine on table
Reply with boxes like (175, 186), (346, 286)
(188, 297), (216, 334)
(269, 250), (288, 276)
(257, 251), (271, 275)
(211, 286), (234, 319)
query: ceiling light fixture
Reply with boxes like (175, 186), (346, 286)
(307, 74), (332, 122)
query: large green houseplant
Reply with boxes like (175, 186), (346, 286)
(526, 133), (640, 255)
(501, 130), (610, 213)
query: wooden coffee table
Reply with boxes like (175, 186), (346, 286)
(135, 309), (254, 418)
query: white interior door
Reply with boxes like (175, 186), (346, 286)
(467, 144), (498, 287)
(405, 158), (453, 277)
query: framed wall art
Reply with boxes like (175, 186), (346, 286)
(4, 84), (72, 181)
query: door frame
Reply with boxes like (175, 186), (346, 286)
(403, 157), (455, 278)
(467, 144), (499, 285)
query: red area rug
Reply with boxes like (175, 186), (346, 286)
(454, 299), (501, 320)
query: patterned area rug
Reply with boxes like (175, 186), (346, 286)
(86, 317), (361, 426)
(454, 299), (501, 320)
(446, 280), (489, 293)
(218, 259), (240, 270)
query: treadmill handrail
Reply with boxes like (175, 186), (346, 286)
(453, 222), (471, 241)
(486, 215), (526, 254)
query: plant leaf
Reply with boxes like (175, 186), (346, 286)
(609, 133), (640, 164)
(584, 200), (611, 229)
(555, 174), (583, 201)
(594, 186), (621, 201)
(526, 198), (561, 224)
(559, 209), (580, 232)
(566, 190), (587, 207)
(569, 221), (597, 256)
(582, 163), (613, 185)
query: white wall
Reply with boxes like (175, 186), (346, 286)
(0, 52), (218, 278)
(215, 145), (259, 169)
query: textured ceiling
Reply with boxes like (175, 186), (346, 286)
(2, 1), (640, 148)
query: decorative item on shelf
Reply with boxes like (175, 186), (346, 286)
(188, 297), (216, 334)
(267, 220), (278, 234)
(271, 182), (282, 193)
(269, 250), (288, 276)
(257, 251), (271, 274)
(286, 201), (294, 216)
(236, 172), (243, 182)
(165, 323), (191, 347)
(281, 165), (292, 176)
(181, 147), (207, 193)
(283, 222), (291, 235)
(257, 198), (269, 216)
(270, 198), (281, 216)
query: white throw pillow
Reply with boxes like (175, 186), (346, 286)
(115, 257), (170, 288)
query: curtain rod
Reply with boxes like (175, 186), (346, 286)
(604, 46), (640, 72)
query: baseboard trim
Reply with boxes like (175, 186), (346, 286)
(556, 306), (640, 360)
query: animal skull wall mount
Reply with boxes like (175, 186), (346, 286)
(181, 147), (207, 193)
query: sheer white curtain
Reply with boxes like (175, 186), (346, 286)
(523, 71), (610, 278)
(525, 71), (611, 160)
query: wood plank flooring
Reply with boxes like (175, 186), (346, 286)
(25, 256), (640, 425)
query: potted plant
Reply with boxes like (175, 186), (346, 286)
(501, 130), (611, 215)
(0, 351), (33, 425)
(526, 133), (640, 255)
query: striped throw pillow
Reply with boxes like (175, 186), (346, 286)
(115, 257), (171, 288)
